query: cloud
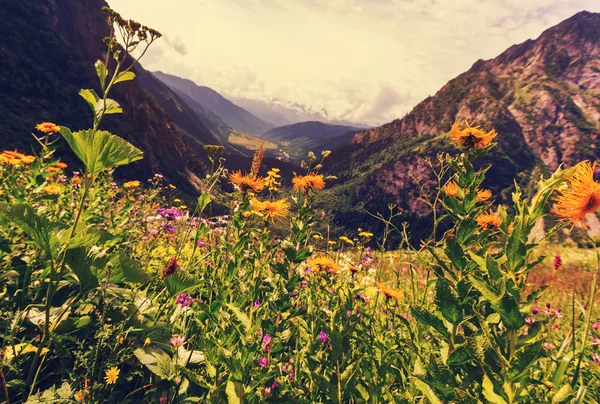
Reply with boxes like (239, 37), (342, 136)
(111, 0), (600, 126)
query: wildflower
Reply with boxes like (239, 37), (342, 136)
(592, 354), (600, 366)
(525, 317), (535, 327)
(204, 144), (224, 160)
(531, 307), (540, 314)
(449, 120), (497, 149)
(169, 335), (186, 347)
(317, 331), (329, 345)
(507, 223), (514, 235)
(358, 230), (374, 238)
(162, 257), (179, 278)
(197, 240), (204, 247)
(144, 337), (151, 347)
(249, 197), (290, 222)
(104, 366), (120, 384)
(159, 396), (168, 404)
(253, 300), (261, 309)
(307, 256), (341, 274)
(313, 234), (324, 240)
(229, 171), (265, 193)
(262, 334), (272, 352)
(176, 293), (195, 307)
(20, 155), (36, 164)
(54, 162), (68, 169)
(75, 390), (84, 401)
(43, 184), (61, 194)
(543, 342), (556, 350)
(553, 255), (562, 270)
(265, 168), (282, 192)
(158, 207), (181, 221)
(36, 122), (61, 133)
(593, 322), (600, 331)
(424, 334), (431, 341)
(442, 181), (459, 197)
(377, 282), (404, 301)
(123, 180), (140, 189)
(328, 240), (336, 245)
(292, 173), (325, 192)
(250, 142), (265, 176)
(339, 235), (354, 246)
(546, 302), (552, 309)
(476, 189), (492, 202)
(552, 161), (600, 226)
(476, 210), (502, 230)
(45, 166), (62, 174)
(258, 357), (268, 367)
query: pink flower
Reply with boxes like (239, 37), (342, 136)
(169, 335), (186, 347)
(531, 307), (540, 314)
(258, 357), (268, 367)
(543, 342), (556, 350)
(593, 322), (600, 331)
(318, 331), (329, 345)
(592, 354), (600, 366)
(553, 254), (562, 271)
(525, 317), (535, 327)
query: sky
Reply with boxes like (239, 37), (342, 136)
(109, 0), (600, 126)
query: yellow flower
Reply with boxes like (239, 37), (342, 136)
(249, 197), (290, 222)
(3, 343), (49, 362)
(377, 282), (404, 301)
(35, 122), (60, 133)
(339, 236), (354, 246)
(230, 171), (265, 193)
(449, 120), (497, 149)
(104, 366), (120, 384)
(144, 337), (151, 347)
(265, 168), (282, 192)
(358, 231), (373, 238)
(123, 180), (141, 189)
(180, 205), (187, 209)
(20, 155), (36, 164)
(292, 173), (325, 192)
(552, 161), (600, 227)
(476, 189), (492, 203)
(476, 210), (502, 230)
(328, 240), (337, 245)
(168, 184), (176, 189)
(312, 234), (324, 240)
(174, 198), (181, 203)
(442, 181), (459, 197)
(307, 256), (341, 274)
(43, 184), (62, 194)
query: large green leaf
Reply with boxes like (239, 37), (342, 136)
(59, 127), (143, 175)
(108, 252), (151, 284)
(113, 71), (136, 84)
(435, 277), (463, 324)
(164, 271), (201, 296)
(226, 379), (244, 404)
(134, 347), (176, 380)
(0, 204), (56, 257)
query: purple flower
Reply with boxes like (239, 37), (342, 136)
(163, 223), (177, 234)
(531, 307), (540, 314)
(176, 293), (195, 307)
(258, 357), (268, 367)
(158, 207), (181, 221)
(253, 300), (261, 309)
(318, 331), (329, 345)
(262, 334), (272, 352)
(288, 368), (295, 381)
(197, 240), (204, 247)
(546, 301), (552, 309)
(424, 334), (431, 341)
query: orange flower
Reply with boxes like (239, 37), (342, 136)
(45, 166), (62, 174)
(72, 176), (82, 185)
(442, 181), (459, 197)
(476, 210), (502, 230)
(449, 121), (497, 149)
(35, 122), (61, 133)
(293, 173), (325, 191)
(123, 180), (141, 189)
(20, 155), (36, 164)
(507, 223), (514, 235)
(476, 189), (492, 202)
(249, 197), (290, 222)
(54, 162), (68, 169)
(307, 256), (341, 274)
(377, 282), (404, 301)
(229, 171), (265, 193)
(552, 161), (600, 227)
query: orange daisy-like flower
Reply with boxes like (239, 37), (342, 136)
(476, 189), (492, 203)
(20, 155), (36, 164)
(123, 180), (141, 189)
(449, 121), (497, 149)
(229, 171), (265, 193)
(377, 282), (404, 301)
(307, 256), (341, 274)
(249, 197), (290, 222)
(35, 122), (61, 134)
(476, 210), (502, 230)
(552, 161), (600, 227)
(72, 176), (82, 185)
(45, 166), (62, 174)
(442, 181), (459, 197)
(104, 366), (120, 385)
(507, 223), (514, 235)
(292, 173), (325, 192)
(54, 162), (68, 169)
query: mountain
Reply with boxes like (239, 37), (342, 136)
(262, 121), (363, 163)
(322, 11), (600, 241)
(230, 96), (370, 128)
(153, 71), (275, 135)
(0, 0), (223, 192)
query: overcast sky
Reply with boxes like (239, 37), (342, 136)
(109, 0), (600, 126)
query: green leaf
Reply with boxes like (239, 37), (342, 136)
(60, 128), (143, 175)
(95, 98), (122, 118)
(225, 379), (244, 404)
(482, 375), (508, 404)
(197, 193), (211, 214)
(134, 347), (176, 380)
(447, 344), (472, 365)
(164, 271), (201, 296)
(113, 71), (136, 84)
(0, 204), (55, 257)
(552, 384), (573, 403)
(226, 303), (250, 330)
(95, 60), (108, 87)
(413, 378), (442, 404)
(411, 307), (449, 338)
(435, 277), (463, 324)
(79, 89), (100, 113)
(108, 252), (151, 284)
(551, 352), (573, 386)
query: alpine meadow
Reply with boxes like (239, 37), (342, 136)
(2, 1), (600, 403)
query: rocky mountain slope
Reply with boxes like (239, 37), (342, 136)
(323, 11), (600, 241)
(154, 71), (275, 135)
(0, 0), (223, 190)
